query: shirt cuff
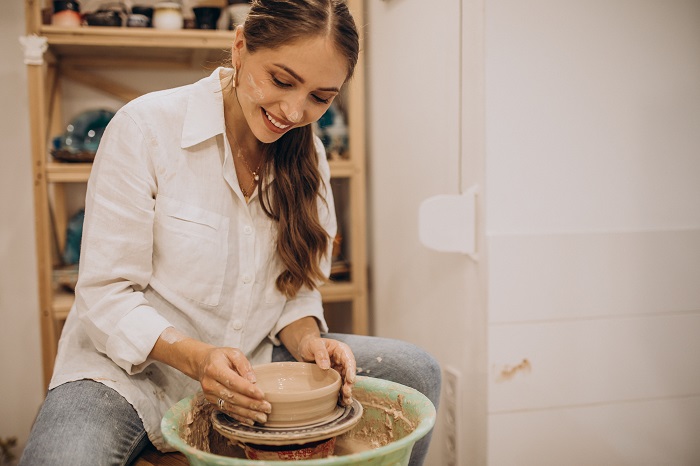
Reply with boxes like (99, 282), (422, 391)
(105, 305), (173, 375)
(268, 289), (329, 346)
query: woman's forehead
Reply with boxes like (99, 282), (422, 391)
(247, 37), (349, 86)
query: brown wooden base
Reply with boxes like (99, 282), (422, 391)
(133, 444), (189, 466)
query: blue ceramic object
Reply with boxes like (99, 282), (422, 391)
(63, 209), (84, 265)
(52, 109), (115, 155)
(313, 102), (348, 158)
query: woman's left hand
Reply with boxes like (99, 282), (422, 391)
(297, 335), (356, 406)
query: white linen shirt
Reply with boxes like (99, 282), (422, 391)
(49, 68), (335, 450)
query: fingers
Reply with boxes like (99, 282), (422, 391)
(325, 340), (356, 406)
(298, 336), (356, 405)
(309, 337), (331, 370)
(224, 347), (258, 386)
(199, 347), (270, 425)
(204, 380), (271, 425)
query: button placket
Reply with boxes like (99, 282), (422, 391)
(225, 213), (255, 345)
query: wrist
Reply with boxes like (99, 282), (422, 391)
(186, 340), (215, 381)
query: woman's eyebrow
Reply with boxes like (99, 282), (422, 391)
(273, 63), (340, 93)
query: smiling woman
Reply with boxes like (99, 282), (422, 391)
(19, 2), (440, 466)
(223, 1), (357, 299)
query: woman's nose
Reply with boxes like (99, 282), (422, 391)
(280, 96), (305, 123)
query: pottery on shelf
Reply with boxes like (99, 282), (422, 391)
(51, 109), (115, 163)
(192, 6), (221, 29)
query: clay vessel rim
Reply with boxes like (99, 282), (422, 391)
(253, 362), (341, 402)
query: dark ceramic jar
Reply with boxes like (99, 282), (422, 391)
(52, 0), (81, 27)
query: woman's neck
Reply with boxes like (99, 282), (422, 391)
(221, 69), (261, 158)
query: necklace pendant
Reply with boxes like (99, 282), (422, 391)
(253, 173), (260, 181)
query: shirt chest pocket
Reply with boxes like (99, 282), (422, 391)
(153, 195), (229, 306)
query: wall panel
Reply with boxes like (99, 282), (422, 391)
(488, 230), (700, 324)
(489, 396), (700, 466)
(489, 313), (700, 413)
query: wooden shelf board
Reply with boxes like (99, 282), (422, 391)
(41, 26), (235, 48)
(47, 162), (91, 182)
(52, 289), (74, 320)
(39, 26), (234, 64)
(328, 159), (357, 178)
(52, 282), (357, 321)
(320, 282), (358, 302)
(46, 160), (357, 183)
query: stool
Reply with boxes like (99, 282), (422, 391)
(134, 444), (189, 465)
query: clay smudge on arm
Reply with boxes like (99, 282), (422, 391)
(160, 326), (187, 345)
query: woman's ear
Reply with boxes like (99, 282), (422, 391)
(230, 25), (246, 67)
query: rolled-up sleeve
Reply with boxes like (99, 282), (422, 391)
(75, 110), (172, 375)
(268, 138), (336, 344)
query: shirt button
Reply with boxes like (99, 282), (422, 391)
(232, 320), (243, 331)
(243, 225), (253, 235)
(242, 273), (252, 284)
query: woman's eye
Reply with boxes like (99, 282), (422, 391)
(312, 95), (331, 105)
(272, 76), (292, 88)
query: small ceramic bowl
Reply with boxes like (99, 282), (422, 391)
(192, 6), (221, 29)
(254, 362), (341, 427)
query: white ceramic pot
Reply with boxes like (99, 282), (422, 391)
(153, 2), (183, 30)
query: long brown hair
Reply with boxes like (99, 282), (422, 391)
(243, 0), (359, 298)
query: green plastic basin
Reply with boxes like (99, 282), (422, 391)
(161, 376), (436, 466)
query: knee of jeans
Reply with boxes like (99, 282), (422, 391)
(416, 349), (442, 407)
(398, 343), (442, 407)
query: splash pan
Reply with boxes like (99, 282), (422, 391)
(211, 399), (362, 446)
(162, 376), (437, 465)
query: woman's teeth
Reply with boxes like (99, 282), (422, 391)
(265, 111), (290, 129)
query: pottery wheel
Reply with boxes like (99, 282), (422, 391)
(211, 399), (363, 446)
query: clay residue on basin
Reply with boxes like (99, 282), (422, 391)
(180, 393), (246, 458)
(179, 388), (418, 458)
(334, 391), (417, 451)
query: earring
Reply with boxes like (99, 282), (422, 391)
(232, 66), (238, 88)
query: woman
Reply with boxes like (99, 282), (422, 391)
(20, 1), (440, 465)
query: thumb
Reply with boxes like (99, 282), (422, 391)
(309, 338), (331, 370)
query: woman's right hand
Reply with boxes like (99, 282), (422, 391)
(150, 328), (271, 426)
(195, 347), (272, 426)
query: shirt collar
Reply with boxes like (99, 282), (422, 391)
(181, 67), (228, 149)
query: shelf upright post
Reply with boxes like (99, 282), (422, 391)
(347, 0), (369, 335)
(23, 0), (59, 387)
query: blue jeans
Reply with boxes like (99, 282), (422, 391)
(20, 334), (441, 466)
(19, 380), (149, 466)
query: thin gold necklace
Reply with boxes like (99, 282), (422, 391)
(227, 126), (263, 199)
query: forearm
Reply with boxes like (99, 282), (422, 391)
(149, 327), (214, 381)
(278, 316), (322, 361)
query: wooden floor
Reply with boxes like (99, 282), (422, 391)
(134, 444), (189, 466)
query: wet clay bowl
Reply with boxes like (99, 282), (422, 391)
(254, 362), (341, 427)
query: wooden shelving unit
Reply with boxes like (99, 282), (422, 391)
(24, 1), (368, 387)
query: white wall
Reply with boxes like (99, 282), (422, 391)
(368, 0), (700, 465)
(0, 1), (44, 458)
(486, 0), (700, 464)
(366, 1), (488, 465)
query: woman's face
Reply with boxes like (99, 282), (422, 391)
(232, 31), (348, 144)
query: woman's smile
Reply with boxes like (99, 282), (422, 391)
(262, 108), (292, 133)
